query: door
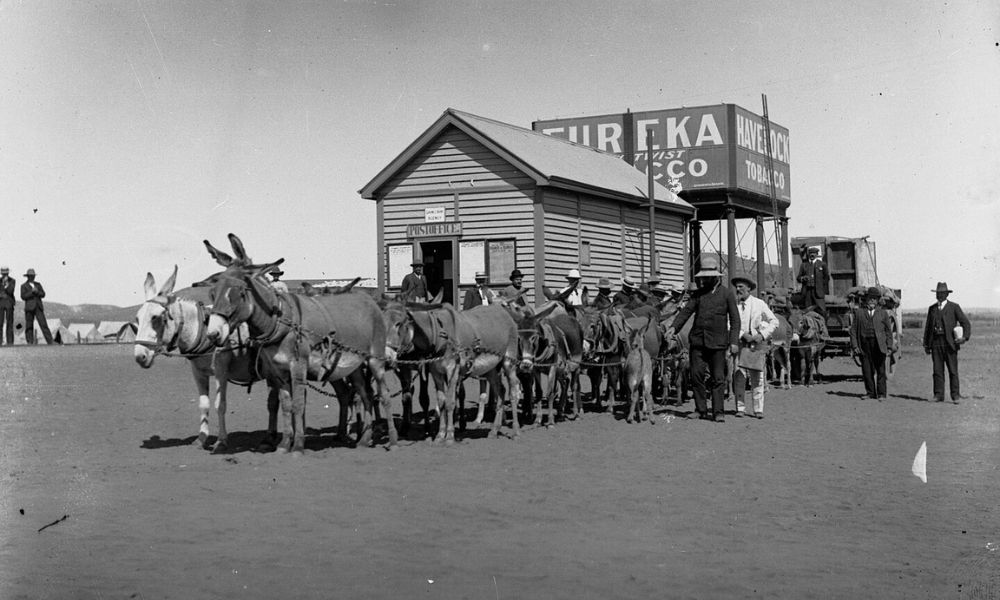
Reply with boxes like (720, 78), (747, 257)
(419, 240), (455, 305)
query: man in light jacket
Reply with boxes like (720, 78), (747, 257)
(730, 275), (778, 419)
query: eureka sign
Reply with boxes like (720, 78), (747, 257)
(533, 104), (790, 202)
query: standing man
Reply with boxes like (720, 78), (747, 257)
(731, 275), (778, 419)
(21, 268), (53, 345)
(668, 255), (740, 422)
(590, 278), (614, 309)
(0, 266), (15, 345)
(849, 287), (895, 400)
(922, 282), (971, 403)
(501, 269), (528, 307)
(559, 268), (585, 308)
(400, 260), (430, 303)
(462, 271), (494, 310)
(269, 267), (289, 293)
(612, 277), (640, 310)
(797, 245), (830, 316)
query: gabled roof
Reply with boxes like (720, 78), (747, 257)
(360, 108), (694, 213)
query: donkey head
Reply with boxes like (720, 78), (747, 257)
(200, 235), (283, 345)
(133, 265), (179, 368)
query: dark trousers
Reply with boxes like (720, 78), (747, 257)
(858, 336), (886, 398)
(930, 335), (960, 399)
(25, 308), (53, 345)
(689, 346), (727, 415)
(0, 305), (12, 345)
(802, 288), (826, 316)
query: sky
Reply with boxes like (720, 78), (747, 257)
(1, 0), (997, 310)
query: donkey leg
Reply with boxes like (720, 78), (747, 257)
(211, 377), (230, 454)
(398, 368), (413, 439)
(288, 361), (309, 454)
(368, 358), (398, 449)
(431, 372), (450, 444)
(190, 361), (212, 449)
(275, 385), (294, 453)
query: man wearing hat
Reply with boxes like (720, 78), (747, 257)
(849, 286), (895, 399)
(590, 278), (614, 310)
(501, 269), (528, 307)
(559, 268), (585, 307)
(921, 282), (971, 403)
(612, 276), (641, 310)
(462, 271), (495, 310)
(0, 266), (15, 345)
(731, 275), (777, 418)
(668, 255), (740, 422)
(796, 245), (830, 316)
(400, 260), (430, 303)
(20, 268), (53, 344)
(269, 266), (289, 293)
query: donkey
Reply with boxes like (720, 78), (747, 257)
(380, 300), (432, 439)
(134, 266), (265, 453)
(579, 306), (627, 413)
(766, 313), (792, 390)
(789, 308), (827, 386)
(623, 317), (655, 424)
(200, 234), (397, 453)
(397, 303), (521, 443)
(505, 302), (584, 426)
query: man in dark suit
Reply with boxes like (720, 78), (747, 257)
(668, 255), (740, 422)
(922, 282), (971, 403)
(0, 266), (15, 345)
(21, 268), (53, 345)
(399, 260), (430, 303)
(849, 286), (895, 399)
(797, 245), (830, 316)
(462, 271), (494, 310)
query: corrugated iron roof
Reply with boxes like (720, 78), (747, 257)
(362, 108), (694, 212)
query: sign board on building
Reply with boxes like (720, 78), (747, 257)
(424, 207), (446, 223)
(533, 104), (790, 203)
(406, 221), (463, 238)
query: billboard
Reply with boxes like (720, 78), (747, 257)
(533, 104), (790, 202)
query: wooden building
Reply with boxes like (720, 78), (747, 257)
(360, 109), (695, 306)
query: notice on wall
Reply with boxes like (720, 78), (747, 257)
(489, 240), (516, 283)
(459, 241), (485, 285)
(387, 244), (413, 288)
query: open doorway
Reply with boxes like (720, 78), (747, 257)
(419, 240), (454, 305)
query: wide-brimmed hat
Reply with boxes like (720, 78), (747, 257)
(866, 286), (882, 298)
(0, 266), (8, 274)
(622, 277), (636, 289)
(24, 268), (36, 277)
(694, 255), (722, 278)
(597, 277), (611, 290)
(731, 275), (756, 290)
(566, 268), (581, 280)
(932, 282), (952, 294)
(474, 271), (487, 280)
(509, 269), (524, 281)
(410, 260), (424, 267)
(270, 267), (284, 277)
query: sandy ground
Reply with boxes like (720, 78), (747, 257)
(0, 324), (998, 600)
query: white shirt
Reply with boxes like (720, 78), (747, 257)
(736, 295), (777, 339)
(479, 287), (490, 305)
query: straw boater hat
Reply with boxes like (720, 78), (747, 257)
(932, 282), (952, 294)
(474, 271), (487, 280)
(694, 255), (722, 278)
(597, 277), (611, 290)
(509, 269), (524, 281)
(731, 275), (756, 290)
(622, 277), (636, 289)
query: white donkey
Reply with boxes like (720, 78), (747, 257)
(134, 266), (267, 453)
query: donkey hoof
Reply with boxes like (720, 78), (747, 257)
(210, 441), (229, 454)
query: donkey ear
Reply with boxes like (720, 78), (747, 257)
(228, 233), (250, 263)
(204, 240), (234, 267)
(159, 265), (178, 296)
(191, 273), (220, 288)
(143, 272), (157, 301)
(430, 289), (444, 304)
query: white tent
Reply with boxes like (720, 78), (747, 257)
(65, 323), (101, 344)
(96, 321), (135, 343)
